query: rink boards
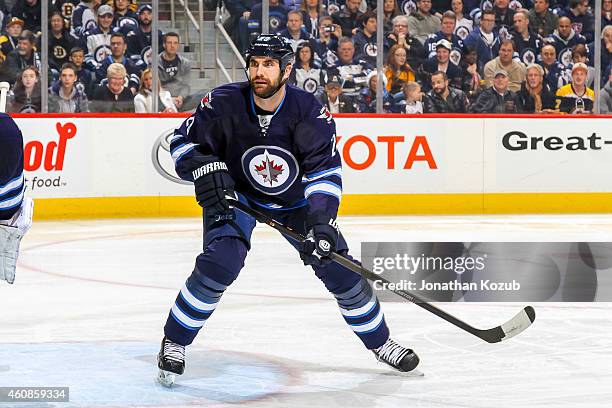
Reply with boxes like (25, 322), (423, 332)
(12, 113), (612, 219)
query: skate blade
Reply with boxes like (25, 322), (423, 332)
(157, 369), (176, 387)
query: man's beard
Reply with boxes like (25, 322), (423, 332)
(250, 76), (281, 99)
(434, 86), (445, 95)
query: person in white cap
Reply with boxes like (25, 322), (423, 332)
(555, 61), (594, 113)
(470, 68), (522, 113)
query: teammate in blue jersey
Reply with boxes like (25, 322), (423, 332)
(157, 34), (419, 386)
(0, 112), (34, 284)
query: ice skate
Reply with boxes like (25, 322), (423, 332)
(157, 336), (185, 387)
(372, 338), (420, 373)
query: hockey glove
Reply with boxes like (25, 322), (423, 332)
(299, 211), (339, 267)
(192, 155), (236, 223)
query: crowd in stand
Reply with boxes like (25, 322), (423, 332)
(0, 0), (611, 113)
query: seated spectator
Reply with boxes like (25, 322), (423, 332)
(384, 15), (427, 70)
(113, 0), (139, 28)
(121, 4), (162, 62)
(10, 0), (41, 34)
(50, 0), (80, 31)
(555, 62), (594, 113)
(96, 32), (142, 94)
(375, 0), (402, 34)
(321, 76), (356, 113)
(0, 17), (24, 63)
(133, 68), (177, 113)
(483, 39), (526, 92)
(385, 44), (416, 94)
(400, 81), (425, 114)
(241, 0), (290, 51)
(545, 16), (586, 67)
(353, 12), (378, 67)
(595, 26), (612, 85)
(92, 62), (135, 112)
(517, 63), (557, 113)
(312, 15), (341, 69)
(326, 36), (372, 96)
(332, 0), (363, 37)
(158, 32), (192, 111)
(300, 0), (326, 38)
(561, 0), (594, 42)
(421, 39), (462, 90)
(493, 0), (515, 37)
(539, 44), (571, 91)
(82, 5), (115, 71)
(464, 9), (500, 69)
(570, 43), (594, 88)
(459, 46), (483, 102)
(604, 0), (612, 28)
(49, 11), (79, 72)
(356, 70), (393, 113)
(0, 30), (40, 84)
(600, 66), (612, 114)
(71, 0), (98, 37)
(407, 0), (441, 44)
(508, 9), (542, 66)
(529, 0), (558, 38)
(278, 10), (313, 51)
(68, 46), (95, 97)
(424, 10), (464, 65)
(8, 65), (41, 113)
(48, 62), (89, 113)
(451, 0), (473, 38)
(424, 70), (470, 112)
(288, 41), (327, 98)
(469, 69), (522, 113)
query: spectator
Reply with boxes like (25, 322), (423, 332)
(424, 11), (464, 65)
(508, 9), (542, 66)
(376, 0), (402, 34)
(545, 16), (586, 67)
(384, 15), (427, 70)
(300, 0), (325, 38)
(68, 46), (95, 97)
(92, 62), (134, 112)
(95, 32), (142, 94)
(424, 70), (470, 112)
(71, 0), (98, 37)
(10, 0), (41, 34)
(539, 44), (571, 91)
(529, 0), (559, 37)
(561, 0), (593, 42)
(278, 10), (312, 51)
(555, 62), (594, 113)
(483, 39), (526, 92)
(400, 81), (424, 113)
(385, 44), (416, 94)
(332, 0), (363, 37)
(421, 39), (462, 90)
(470, 69), (522, 112)
(121, 4), (162, 61)
(356, 70), (393, 112)
(493, 0), (515, 36)
(48, 62), (90, 113)
(596, 26), (612, 85)
(517, 63), (557, 113)
(600, 67), (612, 114)
(312, 15), (341, 69)
(113, 0), (139, 28)
(464, 9), (500, 69)
(82, 5), (115, 71)
(407, 0), (442, 43)
(0, 30), (40, 84)
(51, 0), (80, 31)
(0, 17), (24, 63)
(8, 65), (41, 112)
(459, 46), (483, 102)
(326, 36), (372, 96)
(604, 0), (612, 28)
(321, 76), (356, 113)
(242, 0), (290, 51)
(353, 12), (378, 66)
(288, 41), (327, 98)
(570, 43), (594, 88)
(451, 0), (473, 38)
(49, 11), (79, 72)
(158, 32), (192, 111)
(224, 0), (258, 51)
(133, 68), (177, 113)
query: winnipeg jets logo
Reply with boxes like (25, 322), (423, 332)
(317, 106), (333, 124)
(242, 146), (299, 195)
(200, 91), (213, 110)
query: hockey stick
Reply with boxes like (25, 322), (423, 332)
(0, 81), (9, 113)
(227, 197), (536, 344)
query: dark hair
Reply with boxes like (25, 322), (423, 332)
(60, 62), (78, 75)
(482, 9), (495, 18)
(12, 66), (41, 103)
(50, 11), (63, 21)
(111, 32), (126, 42)
(70, 46), (85, 56)
(431, 70), (448, 81)
(569, 0), (584, 9)
(360, 11), (376, 28)
(463, 45), (477, 56)
(500, 39), (515, 50)
(296, 41), (315, 67)
(164, 32), (180, 42)
(572, 43), (588, 58)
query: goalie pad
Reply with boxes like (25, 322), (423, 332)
(0, 197), (34, 284)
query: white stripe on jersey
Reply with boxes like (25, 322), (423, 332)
(171, 143), (197, 163)
(304, 181), (341, 200)
(0, 174), (23, 196)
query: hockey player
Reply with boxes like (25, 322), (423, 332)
(0, 106), (34, 284)
(157, 34), (420, 387)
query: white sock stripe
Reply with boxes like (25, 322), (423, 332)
(350, 311), (384, 333)
(171, 304), (206, 328)
(0, 174), (23, 196)
(339, 296), (377, 318)
(180, 284), (219, 312)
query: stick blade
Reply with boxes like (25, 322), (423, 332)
(479, 306), (536, 343)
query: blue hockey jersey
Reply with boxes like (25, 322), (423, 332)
(170, 82), (342, 218)
(0, 113), (24, 220)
